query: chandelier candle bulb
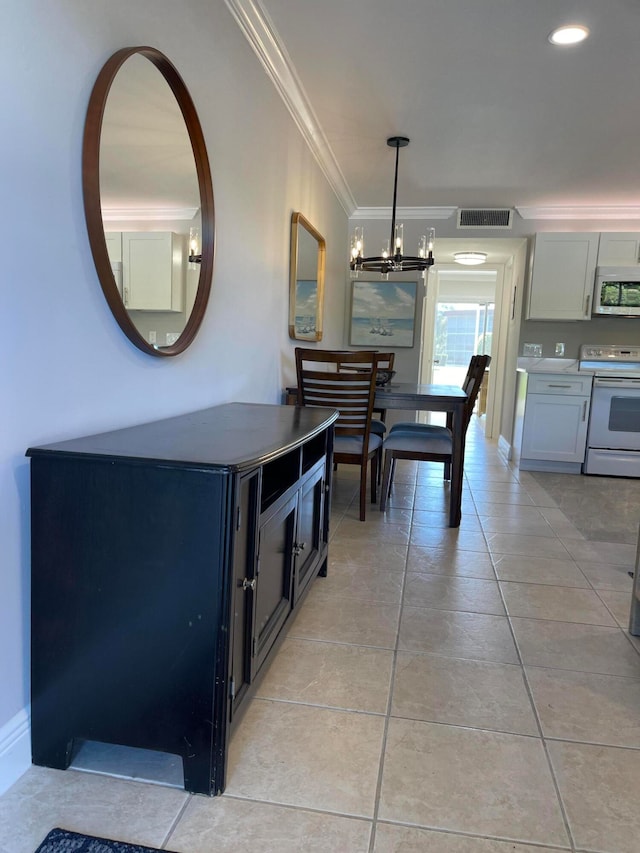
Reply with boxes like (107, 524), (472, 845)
(188, 227), (202, 265)
(351, 226), (364, 260)
(394, 223), (404, 254)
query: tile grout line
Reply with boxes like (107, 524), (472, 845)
(366, 468), (417, 853)
(487, 476), (582, 853)
(161, 793), (192, 849)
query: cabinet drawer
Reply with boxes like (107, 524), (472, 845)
(527, 374), (592, 396)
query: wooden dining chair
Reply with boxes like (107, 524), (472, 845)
(379, 355), (491, 512)
(295, 348), (381, 521)
(337, 351), (395, 481)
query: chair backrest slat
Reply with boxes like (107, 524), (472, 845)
(295, 348), (379, 438)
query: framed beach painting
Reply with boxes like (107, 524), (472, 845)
(349, 281), (418, 347)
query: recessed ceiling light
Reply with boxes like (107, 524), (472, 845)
(548, 24), (590, 46)
(454, 252), (488, 266)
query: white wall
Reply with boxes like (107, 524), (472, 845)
(0, 0), (348, 790)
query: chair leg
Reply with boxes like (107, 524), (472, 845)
(444, 461), (451, 480)
(371, 454), (378, 504)
(380, 451), (393, 511)
(359, 465), (367, 521)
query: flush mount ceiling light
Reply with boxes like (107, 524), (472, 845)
(453, 251), (488, 266)
(350, 136), (435, 277)
(548, 24), (590, 46)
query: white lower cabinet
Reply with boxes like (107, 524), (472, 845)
(520, 374), (592, 472)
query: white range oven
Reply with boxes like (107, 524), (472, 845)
(580, 345), (640, 477)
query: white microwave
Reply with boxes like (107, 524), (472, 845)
(594, 267), (640, 316)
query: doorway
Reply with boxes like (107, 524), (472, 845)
(420, 265), (505, 437)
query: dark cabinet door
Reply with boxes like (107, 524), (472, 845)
(229, 470), (260, 721)
(293, 460), (325, 603)
(251, 493), (296, 678)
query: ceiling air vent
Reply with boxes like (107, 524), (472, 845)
(457, 208), (513, 229)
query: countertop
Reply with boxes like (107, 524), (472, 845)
(517, 357), (581, 374)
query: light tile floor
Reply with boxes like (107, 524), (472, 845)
(3, 420), (640, 852)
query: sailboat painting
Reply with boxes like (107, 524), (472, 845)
(349, 281), (417, 347)
(294, 280), (319, 339)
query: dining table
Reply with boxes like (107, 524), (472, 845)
(374, 382), (468, 527)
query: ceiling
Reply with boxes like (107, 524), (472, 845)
(229, 0), (640, 218)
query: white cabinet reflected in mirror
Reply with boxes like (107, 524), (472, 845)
(289, 212), (325, 341)
(83, 47), (214, 356)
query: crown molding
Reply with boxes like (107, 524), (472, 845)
(101, 208), (199, 222)
(516, 205), (640, 221)
(350, 206), (457, 221)
(224, 0), (356, 216)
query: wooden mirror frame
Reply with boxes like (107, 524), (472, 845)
(82, 46), (215, 357)
(288, 212), (325, 341)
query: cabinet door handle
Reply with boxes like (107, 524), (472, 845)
(584, 294), (591, 317)
(582, 400), (588, 422)
(548, 384), (572, 388)
(241, 578), (256, 591)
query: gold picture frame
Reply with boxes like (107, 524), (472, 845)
(288, 212), (325, 341)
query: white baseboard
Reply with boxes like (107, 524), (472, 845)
(497, 435), (512, 463)
(0, 707), (31, 796)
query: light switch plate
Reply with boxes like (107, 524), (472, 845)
(555, 343), (565, 356)
(523, 343), (543, 357)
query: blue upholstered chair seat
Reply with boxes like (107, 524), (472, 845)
(369, 419), (387, 436)
(389, 423), (451, 439)
(389, 420), (431, 433)
(383, 428), (452, 457)
(334, 433), (382, 455)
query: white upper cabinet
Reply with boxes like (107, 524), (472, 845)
(526, 232), (600, 321)
(105, 232), (122, 263)
(597, 232), (640, 266)
(117, 232), (183, 312)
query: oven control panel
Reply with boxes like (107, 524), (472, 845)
(579, 344), (640, 378)
(581, 345), (640, 361)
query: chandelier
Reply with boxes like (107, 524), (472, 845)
(350, 136), (435, 276)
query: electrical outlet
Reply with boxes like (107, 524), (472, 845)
(149, 331), (157, 344)
(523, 343), (543, 357)
(555, 342), (565, 356)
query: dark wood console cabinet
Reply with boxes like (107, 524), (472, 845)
(27, 403), (336, 796)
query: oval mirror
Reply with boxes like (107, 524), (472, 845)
(83, 47), (214, 356)
(289, 212), (325, 341)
